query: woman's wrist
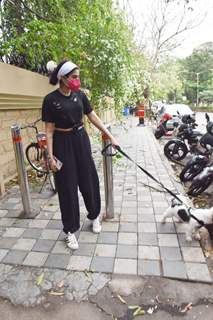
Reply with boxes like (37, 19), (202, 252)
(103, 129), (112, 139)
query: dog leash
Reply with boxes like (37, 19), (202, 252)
(187, 208), (205, 227)
(102, 144), (183, 202)
(102, 144), (206, 227)
(101, 144), (166, 193)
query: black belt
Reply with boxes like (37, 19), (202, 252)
(55, 125), (84, 133)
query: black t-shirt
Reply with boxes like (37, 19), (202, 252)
(42, 89), (93, 128)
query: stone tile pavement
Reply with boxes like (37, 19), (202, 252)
(0, 117), (212, 283)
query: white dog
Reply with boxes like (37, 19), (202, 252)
(161, 195), (213, 241)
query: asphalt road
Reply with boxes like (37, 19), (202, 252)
(195, 111), (213, 133)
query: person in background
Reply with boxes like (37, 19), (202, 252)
(42, 59), (119, 250)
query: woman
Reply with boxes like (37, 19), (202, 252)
(42, 60), (119, 250)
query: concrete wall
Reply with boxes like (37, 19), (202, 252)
(0, 62), (115, 195)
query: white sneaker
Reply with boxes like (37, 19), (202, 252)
(66, 232), (79, 250)
(92, 216), (102, 233)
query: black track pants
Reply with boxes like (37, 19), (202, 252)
(53, 128), (101, 234)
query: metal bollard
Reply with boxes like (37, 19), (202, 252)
(11, 124), (34, 217)
(102, 124), (114, 219)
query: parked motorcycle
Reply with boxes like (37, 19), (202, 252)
(186, 116), (213, 196)
(164, 114), (202, 161)
(179, 114), (213, 182)
(179, 152), (211, 182)
(188, 165), (213, 196)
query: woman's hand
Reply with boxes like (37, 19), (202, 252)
(110, 136), (120, 149)
(86, 112), (120, 149)
(49, 158), (57, 172)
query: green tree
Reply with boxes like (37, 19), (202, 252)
(150, 57), (183, 102)
(180, 42), (213, 103)
(0, 0), (147, 112)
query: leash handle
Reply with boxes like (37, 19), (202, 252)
(101, 143), (118, 157)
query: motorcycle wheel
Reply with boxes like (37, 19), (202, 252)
(179, 162), (205, 182)
(187, 177), (212, 197)
(164, 140), (188, 161)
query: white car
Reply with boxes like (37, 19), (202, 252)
(170, 104), (193, 116)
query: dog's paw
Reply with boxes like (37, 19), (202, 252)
(194, 233), (201, 241)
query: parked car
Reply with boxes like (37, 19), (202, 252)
(157, 104), (194, 130)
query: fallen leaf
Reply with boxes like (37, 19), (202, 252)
(128, 305), (140, 310)
(133, 307), (145, 317)
(36, 272), (44, 286)
(49, 291), (64, 296)
(180, 302), (193, 313)
(117, 294), (127, 304)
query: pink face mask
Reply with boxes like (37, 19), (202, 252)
(67, 78), (81, 91)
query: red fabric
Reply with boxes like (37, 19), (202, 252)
(165, 131), (173, 136)
(163, 113), (172, 121)
(137, 110), (144, 117)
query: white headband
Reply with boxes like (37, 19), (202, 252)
(57, 61), (78, 80)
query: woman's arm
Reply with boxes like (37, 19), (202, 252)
(87, 111), (119, 147)
(45, 122), (55, 159)
(45, 122), (57, 171)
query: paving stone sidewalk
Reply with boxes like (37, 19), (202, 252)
(0, 117), (212, 283)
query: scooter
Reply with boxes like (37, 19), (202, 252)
(154, 113), (178, 139)
(179, 114), (213, 182)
